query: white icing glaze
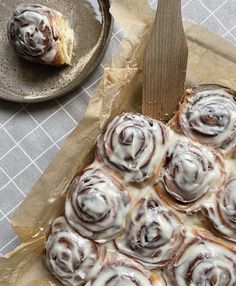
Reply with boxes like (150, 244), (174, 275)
(204, 173), (236, 241)
(115, 198), (184, 269)
(8, 4), (59, 63)
(97, 113), (168, 183)
(45, 217), (104, 286)
(41, 44), (57, 63)
(170, 233), (236, 286)
(85, 259), (162, 286)
(86, 265), (153, 286)
(160, 140), (223, 203)
(65, 168), (130, 242)
(179, 85), (236, 154)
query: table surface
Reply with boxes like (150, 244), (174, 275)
(0, 0), (235, 256)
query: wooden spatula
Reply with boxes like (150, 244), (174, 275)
(142, 0), (188, 122)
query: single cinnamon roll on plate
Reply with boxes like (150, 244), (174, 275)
(203, 173), (236, 242)
(165, 227), (236, 286)
(115, 197), (184, 269)
(45, 216), (105, 286)
(176, 84), (236, 155)
(97, 113), (168, 183)
(156, 140), (224, 211)
(65, 168), (130, 242)
(7, 4), (74, 65)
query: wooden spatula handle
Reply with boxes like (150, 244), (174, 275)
(142, 0), (188, 122)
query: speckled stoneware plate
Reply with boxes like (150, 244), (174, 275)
(0, 0), (112, 103)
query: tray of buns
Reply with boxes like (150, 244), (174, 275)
(0, 0), (236, 285)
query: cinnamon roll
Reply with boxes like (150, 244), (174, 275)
(156, 140), (224, 209)
(115, 198), (184, 269)
(7, 4), (74, 65)
(45, 217), (105, 286)
(177, 84), (236, 155)
(65, 168), (130, 242)
(203, 173), (236, 242)
(97, 113), (168, 183)
(85, 254), (165, 286)
(166, 228), (236, 286)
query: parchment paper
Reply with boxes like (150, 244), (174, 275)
(0, 0), (236, 285)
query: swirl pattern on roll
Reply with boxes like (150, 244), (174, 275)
(159, 140), (223, 204)
(8, 4), (58, 63)
(167, 229), (236, 286)
(115, 198), (184, 269)
(65, 168), (130, 242)
(45, 217), (104, 286)
(178, 84), (236, 154)
(204, 173), (236, 242)
(97, 113), (168, 183)
(85, 259), (160, 286)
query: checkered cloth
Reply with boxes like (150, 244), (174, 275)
(0, 0), (235, 255)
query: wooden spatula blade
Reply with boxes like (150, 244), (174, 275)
(142, 0), (188, 122)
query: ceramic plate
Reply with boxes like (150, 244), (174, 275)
(0, 0), (112, 102)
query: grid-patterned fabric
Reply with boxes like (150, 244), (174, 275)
(0, 0), (235, 256)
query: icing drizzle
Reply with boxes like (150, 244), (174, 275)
(159, 140), (223, 204)
(97, 113), (168, 183)
(168, 229), (236, 286)
(204, 173), (236, 242)
(45, 217), (104, 286)
(8, 4), (59, 63)
(115, 198), (184, 269)
(179, 84), (236, 154)
(65, 168), (130, 242)
(85, 257), (159, 286)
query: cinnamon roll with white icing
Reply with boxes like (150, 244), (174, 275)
(177, 84), (236, 155)
(85, 253), (165, 286)
(203, 173), (236, 242)
(165, 228), (236, 286)
(45, 217), (105, 286)
(115, 198), (184, 269)
(156, 140), (224, 210)
(97, 113), (168, 183)
(65, 168), (130, 242)
(7, 4), (74, 65)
